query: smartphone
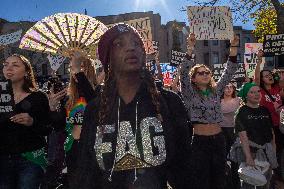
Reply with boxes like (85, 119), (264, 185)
(47, 76), (64, 94)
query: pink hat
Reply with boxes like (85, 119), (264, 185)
(98, 23), (145, 71)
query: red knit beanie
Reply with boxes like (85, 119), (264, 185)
(98, 23), (145, 71)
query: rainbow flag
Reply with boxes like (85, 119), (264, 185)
(64, 97), (87, 152)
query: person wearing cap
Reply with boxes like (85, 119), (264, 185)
(71, 23), (192, 189)
(229, 82), (277, 188)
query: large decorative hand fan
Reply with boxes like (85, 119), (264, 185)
(19, 13), (108, 59)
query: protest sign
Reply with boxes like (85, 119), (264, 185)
(107, 17), (153, 54)
(263, 34), (284, 56)
(0, 79), (15, 123)
(0, 30), (22, 46)
(146, 60), (156, 75)
(170, 50), (186, 67)
(187, 6), (233, 40)
(213, 63), (246, 82)
(160, 63), (177, 86)
(244, 43), (264, 78)
(47, 53), (66, 71)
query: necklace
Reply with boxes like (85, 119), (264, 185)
(14, 93), (28, 104)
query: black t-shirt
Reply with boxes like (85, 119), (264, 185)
(235, 105), (273, 145)
(0, 91), (51, 154)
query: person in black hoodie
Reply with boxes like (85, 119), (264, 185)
(71, 23), (192, 189)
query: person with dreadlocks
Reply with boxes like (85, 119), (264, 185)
(71, 23), (191, 189)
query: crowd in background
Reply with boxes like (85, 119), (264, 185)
(1, 24), (284, 189)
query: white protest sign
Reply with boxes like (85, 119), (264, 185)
(47, 54), (66, 71)
(244, 43), (264, 78)
(0, 30), (23, 46)
(107, 17), (153, 54)
(187, 6), (233, 40)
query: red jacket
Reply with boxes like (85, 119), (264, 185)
(260, 85), (282, 127)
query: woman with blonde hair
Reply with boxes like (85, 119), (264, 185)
(180, 33), (239, 188)
(47, 52), (101, 187)
(0, 54), (51, 189)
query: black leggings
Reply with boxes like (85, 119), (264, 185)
(190, 132), (226, 189)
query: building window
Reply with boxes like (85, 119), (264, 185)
(212, 52), (219, 64)
(266, 56), (275, 67)
(245, 37), (251, 43)
(178, 32), (183, 45)
(42, 64), (48, 76)
(236, 34), (241, 47)
(237, 53), (241, 63)
(204, 53), (209, 65)
(167, 32), (169, 45)
(212, 40), (219, 46)
(64, 63), (70, 74)
(204, 40), (208, 46)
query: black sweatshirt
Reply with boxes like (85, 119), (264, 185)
(71, 83), (192, 189)
(0, 91), (51, 155)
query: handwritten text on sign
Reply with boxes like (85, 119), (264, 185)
(264, 34), (284, 56)
(0, 30), (23, 46)
(146, 60), (156, 75)
(0, 80), (15, 123)
(213, 63), (246, 81)
(47, 53), (66, 71)
(107, 17), (154, 54)
(244, 43), (264, 78)
(187, 6), (233, 40)
(170, 50), (186, 67)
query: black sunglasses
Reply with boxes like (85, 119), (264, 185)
(196, 71), (211, 76)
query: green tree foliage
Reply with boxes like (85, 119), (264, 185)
(252, 7), (278, 42)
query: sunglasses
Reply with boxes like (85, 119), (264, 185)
(196, 71), (211, 76)
(263, 73), (273, 78)
(226, 85), (234, 89)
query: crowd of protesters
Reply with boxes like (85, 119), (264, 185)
(1, 23), (284, 189)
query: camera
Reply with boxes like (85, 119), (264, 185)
(47, 76), (64, 94)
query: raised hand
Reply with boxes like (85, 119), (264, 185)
(230, 34), (240, 47)
(48, 87), (67, 111)
(229, 34), (239, 56)
(187, 33), (196, 50)
(256, 49), (264, 64)
(70, 51), (86, 74)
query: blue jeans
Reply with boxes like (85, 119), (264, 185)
(0, 154), (44, 189)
